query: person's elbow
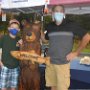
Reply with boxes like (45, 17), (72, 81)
(82, 33), (90, 42)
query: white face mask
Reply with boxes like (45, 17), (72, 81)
(53, 12), (64, 23)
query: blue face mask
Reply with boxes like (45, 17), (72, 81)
(54, 12), (64, 22)
(9, 29), (19, 36)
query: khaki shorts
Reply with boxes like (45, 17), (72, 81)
(45, 63), (70, 90)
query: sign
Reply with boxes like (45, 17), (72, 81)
(2, 12), (6, 21)
(1, 0), (50, 9)
(12, 0), (28, 2)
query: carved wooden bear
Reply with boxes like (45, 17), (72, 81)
(19, 22), (41, 90)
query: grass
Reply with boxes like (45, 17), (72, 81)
(72, 39), (90, 53)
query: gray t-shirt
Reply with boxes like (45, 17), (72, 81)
(48, 32), (73, 64)
(45, 20), (87, 64)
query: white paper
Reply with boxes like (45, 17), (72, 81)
(2, 13), (6, 21)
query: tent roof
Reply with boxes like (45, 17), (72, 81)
(63, 4), (90, 15)
(2, 6), (43, 15)
(50, 0), (90, 14)
(1, 0), (90, 15)
(50, 0), (90, 5)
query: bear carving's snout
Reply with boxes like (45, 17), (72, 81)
(26, 32), (36, 42)
(27, 32), (32, 36)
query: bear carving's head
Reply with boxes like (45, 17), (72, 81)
(22, 21), (41, 42)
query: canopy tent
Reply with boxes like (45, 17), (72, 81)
(0, 0), (48, 14)
(50, 0), (90, 14)
(50, 0), (90, 5)
(0, 0), (90, 14)
(1, 0), (49, 9)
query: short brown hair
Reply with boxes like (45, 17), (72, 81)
(52, 5), (65, 12)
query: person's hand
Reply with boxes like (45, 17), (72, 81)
(0, 61), (3, 67)
(37, 57), (45, 64)
(66, 52), (78, 61)
(16, 39), (23, 46)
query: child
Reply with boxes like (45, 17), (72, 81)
(0, 19), (21, 90)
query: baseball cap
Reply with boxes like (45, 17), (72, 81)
(9, 19), (20, 25)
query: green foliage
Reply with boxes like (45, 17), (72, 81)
(16, 13), (35, 23)
(67, 14), (90, 32)
(73, 39), (90, 53)
(0, 14), (90, 53)
(44, 14), (90, 32)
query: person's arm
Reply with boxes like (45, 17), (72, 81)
(0, 36), (3, 67)
(16, 39), (23, 47)
(0, 35), (3, 48)
(66, 33), (90, 61)
(41, 30), (48, 44)
(0, 60), (3, 67)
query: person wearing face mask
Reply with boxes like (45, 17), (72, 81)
(45, 5), (90, 90)
(0, 19), (21, 90)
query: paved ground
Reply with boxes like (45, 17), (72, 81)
(0, 87), (89, 90)
(45, 89), (90, 90)
(45, 88), (90, 90)
(46, 89), (90, 90)
(0, 89), (90, 90)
